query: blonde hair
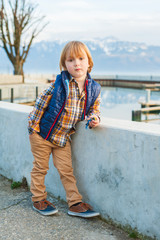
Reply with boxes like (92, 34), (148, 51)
(59, 41), (93, 73)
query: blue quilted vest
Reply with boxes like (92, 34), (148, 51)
(39, 71), (101, 140)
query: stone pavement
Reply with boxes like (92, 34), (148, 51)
(0, 175), (134, 240)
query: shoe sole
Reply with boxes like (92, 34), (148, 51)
(33, 206), (58, 216)
(67, 210), (100, 218)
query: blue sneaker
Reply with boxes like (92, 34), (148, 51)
(68, 202), (100, 218)
(33, 199), (58, 216)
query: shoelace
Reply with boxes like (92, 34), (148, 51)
(40, 199), (55, 209)
(80, 202), (93, 210)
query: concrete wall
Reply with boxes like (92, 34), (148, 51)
(24, 73), (56, 84)
(0, 74), (55, 85)
(0, 74), (23, 84)
(0, 101), (160, 239)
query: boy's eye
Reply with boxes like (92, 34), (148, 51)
(79, 57), (83, 60)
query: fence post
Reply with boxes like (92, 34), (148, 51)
(146, 89), (151, 103)
(36, 86), (38, 99)
(11, 88), (14, 103)
(132, 110), (141, 122)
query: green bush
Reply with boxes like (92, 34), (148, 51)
(11, 181), (22, 189)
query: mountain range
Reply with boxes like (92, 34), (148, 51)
(1, 37), (160, 75)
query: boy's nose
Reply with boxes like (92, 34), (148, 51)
(74, 59), (80, 65)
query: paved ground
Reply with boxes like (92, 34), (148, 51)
(0, 175), (135, 240)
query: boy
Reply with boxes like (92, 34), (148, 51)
(28, 41), (101, 218)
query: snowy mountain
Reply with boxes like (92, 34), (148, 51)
(1, 37), (160, 74)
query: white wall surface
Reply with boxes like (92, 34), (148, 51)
(0, 101), (160, 239)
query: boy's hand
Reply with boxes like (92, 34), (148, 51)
(87, 115), (100, 128)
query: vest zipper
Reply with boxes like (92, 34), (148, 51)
(45, 101), (66, 140)
(83, 79), (88, 119)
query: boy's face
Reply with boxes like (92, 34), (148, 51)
(64, 49), (89, 82)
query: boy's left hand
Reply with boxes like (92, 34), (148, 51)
(87, 115), (100, 128)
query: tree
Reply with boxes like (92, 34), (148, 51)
(0, 0), (48, 77)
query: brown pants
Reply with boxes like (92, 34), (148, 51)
(29, 133), (82, 207)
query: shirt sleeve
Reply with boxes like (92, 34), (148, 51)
(28, 83), (54, 133)
(87, 92), (101, 118)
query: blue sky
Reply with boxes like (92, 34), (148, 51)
(35, 0), (160, 46)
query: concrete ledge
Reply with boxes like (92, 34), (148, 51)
(0, 101), (160, 239)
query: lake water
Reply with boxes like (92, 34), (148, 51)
(101, 87), (160, 124)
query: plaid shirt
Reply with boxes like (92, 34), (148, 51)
(28, 79), (100, 147)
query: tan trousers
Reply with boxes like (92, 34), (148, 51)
(29, 133), (82, 207)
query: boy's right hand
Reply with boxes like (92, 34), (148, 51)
(86, 115), (100, 128)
